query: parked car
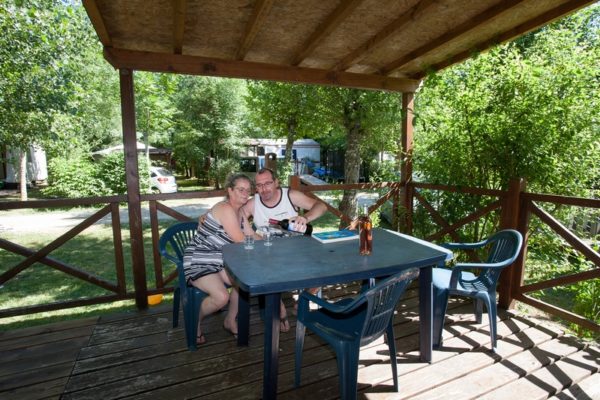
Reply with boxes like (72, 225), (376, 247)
(150, 166), (177, 193)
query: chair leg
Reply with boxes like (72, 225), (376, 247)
(432, 285), (449, 348)
(337, 342), (360, 400)
(294, 321), (306, 387)
(474, 298), (484, 324)
(385, 323), (399, 392)
(486, 297), (498, 352)
(172, 287), (180, 328)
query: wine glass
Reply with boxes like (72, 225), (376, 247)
(259, 226), (273, 246)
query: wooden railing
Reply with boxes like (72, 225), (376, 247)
(0, 195), (128, 318)
(1, 181), (598, 334)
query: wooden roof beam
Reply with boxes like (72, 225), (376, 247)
(291, 0), (364, 66)
(236, 0), (275, 60)
(380, 0), (526, 75)
(333, 0), (436, 72)
(82, 0), (112, 47)
(172, 0), (187, 54)
(411, 0), (596, 79)
(104, 48), (421, 93)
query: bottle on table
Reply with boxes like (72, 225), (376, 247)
(268, 218), (313, 236)
(358, 205), (372, 255)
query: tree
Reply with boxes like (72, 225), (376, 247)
(412, 5), (599, 240)
(317, 87), (403, 226)
(0, 1), (73, 199)
(0, 1), (120, 199)
(246, 81), (324, 168)
(172, 76), (246, 188)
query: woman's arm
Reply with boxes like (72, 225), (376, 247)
(212, 203), (246, 243)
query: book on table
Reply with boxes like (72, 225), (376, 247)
(312, 229), (359, 243)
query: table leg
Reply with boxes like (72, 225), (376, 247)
(237, 289), (250, 346)
(263, 293), (281, 400)
(418, 265), (433, 363)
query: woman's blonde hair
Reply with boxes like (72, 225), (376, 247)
(224, 173), (252, 199)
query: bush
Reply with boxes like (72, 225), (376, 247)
(369, 160), (398, 182)
(95, 152), (151, 194)
(213, 158), (239, 189)
(44, 156), (105, 198)
(43, 153), (151, 198)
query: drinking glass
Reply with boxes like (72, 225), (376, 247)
(260, 226), (273, 246)
(244, 234), (255, 250)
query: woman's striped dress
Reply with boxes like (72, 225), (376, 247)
(182, 212), (234, 283)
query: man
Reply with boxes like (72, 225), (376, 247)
(242, 167), (327, 232)
(241, 167), (327, 331)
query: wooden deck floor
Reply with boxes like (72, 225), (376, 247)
(1, 283), (599, 400)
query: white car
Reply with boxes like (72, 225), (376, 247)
(150, 166), (178, 193)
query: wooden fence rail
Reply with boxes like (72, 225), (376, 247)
(0, 182), (598, 333)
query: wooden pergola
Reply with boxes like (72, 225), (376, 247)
(82, 0), (595, 309)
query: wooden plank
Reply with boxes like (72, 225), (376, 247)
(291, 0), (364, 66)
(381, 0), (526, 74)
(334, 0), (437, 71)
(0, 335), (89, 373)
(0, 376), (69, 400)
(413, 0), (597, 79)
(0, 361), (74, 392)
(103, 48), (421, 93)
(0, 316), (97, 341)
(0, 325), (94, 352)
(479, 347), (600, 399)
(82, 0), (111, 46)
(236, 0), (275, 60)
(0, 283), (597, 400)
(172, 0), (186, 54)
(380, 328), (558, 399)
(547, 372), (600, 400)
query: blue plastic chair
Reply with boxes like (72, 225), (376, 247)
(294, 268), (419, 400)
(432, 229), (523, 352)
(158, 220), (204, 351)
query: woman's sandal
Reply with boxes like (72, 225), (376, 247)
(223, 324), (238, 339)
(196, 332), (207, 345)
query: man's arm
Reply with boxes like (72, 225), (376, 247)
(288, 190), (327, 224)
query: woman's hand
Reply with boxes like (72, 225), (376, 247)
(239, 207), (254, 236)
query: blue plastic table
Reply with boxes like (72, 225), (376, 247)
(223, 228), (452, 399)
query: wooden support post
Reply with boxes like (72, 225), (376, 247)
(289, 174), (300, 189)
(498, 178), (526, 309)
(398, 92), (415, 233)
(119, 68), (148, 310)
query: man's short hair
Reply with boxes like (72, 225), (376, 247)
(257, 167), (277, 180)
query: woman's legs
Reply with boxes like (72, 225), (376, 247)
(190, 273), (230, 341)
(280, 300), (290, 332)
(220, 270), (238, 335)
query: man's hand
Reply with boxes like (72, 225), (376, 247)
(289, 215), (308, 230)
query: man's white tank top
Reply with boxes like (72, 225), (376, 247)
(253, 187), (298, 227)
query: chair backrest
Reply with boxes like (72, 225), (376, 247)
(485, 229), (523, 265)
(360, 268), (419, 346)
(477, 229), (523, 287)
(158, 221), (199, 268)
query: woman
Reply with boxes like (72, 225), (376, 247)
(183, 173), (256, 345)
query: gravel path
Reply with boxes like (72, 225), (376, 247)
(0, 197), (222, 233)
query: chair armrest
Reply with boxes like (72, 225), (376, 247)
(441, 239), (488, 251)
(449, 261), (513, 288)
(160, 251), (181, 266)
(298, 290), (365, 314)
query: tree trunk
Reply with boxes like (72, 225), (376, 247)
(284, 118), (297, 164)
(338, 109), (362, 229)
(19, 150), (28, 201)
